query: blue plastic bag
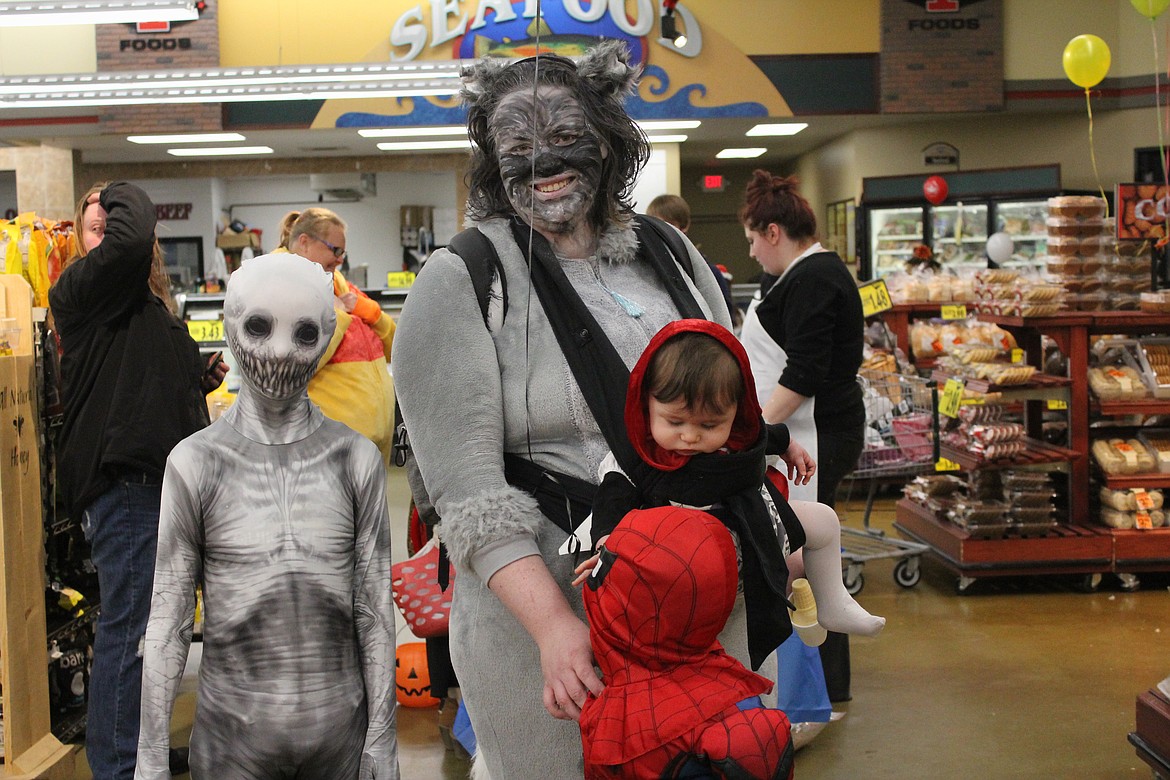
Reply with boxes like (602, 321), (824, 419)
(774, 632), (831, 724)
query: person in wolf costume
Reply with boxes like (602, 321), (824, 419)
(135, 253), (399, 780)
(393, 40), (734, 778)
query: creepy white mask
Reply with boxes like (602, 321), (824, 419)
(224, 253), (336, 401)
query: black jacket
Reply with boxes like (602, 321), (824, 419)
(49, 182), (209, 520)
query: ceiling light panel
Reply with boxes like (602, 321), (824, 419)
(128, 132), (246, 144)
(746, 123), (808, 137)
(358, 126), (468, 138)
(167, 146), (273, 157)
(0, 0), (198, 27)
(647, 135), (688, 144)
(716, 148), (767, 159)
(376, 139), (472, 151)
(636, 120), (700, 131)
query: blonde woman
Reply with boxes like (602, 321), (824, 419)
(276, 208), (396, 463)
(50, 181), (224, 779)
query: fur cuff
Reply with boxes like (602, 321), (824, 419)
(440, 486), (542, 570)
(595, 220), (639, 266)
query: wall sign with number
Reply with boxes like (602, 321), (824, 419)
(187, 319), (224, 343)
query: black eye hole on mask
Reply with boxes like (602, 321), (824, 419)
(294, 321), (320, 348)
(244, 314), (272, 340)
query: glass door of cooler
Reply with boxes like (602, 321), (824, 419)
(993, 199), (1049, 270)
(868, 206), (924, 279)
(930, 202), (988, 275)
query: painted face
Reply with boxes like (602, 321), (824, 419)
(82, 202), (107, 253)
(648, 396), (736, 458)
(224, 254), (336, 401)
(492, 84), (604, 235)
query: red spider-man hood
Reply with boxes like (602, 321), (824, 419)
(580, 506), (772, 765)
(625, 319), (762, 471)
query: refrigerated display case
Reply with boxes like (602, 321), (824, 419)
(869, 206), (924, 279)
(931, 202), (988, 274)
(859, 165), (1063, 281)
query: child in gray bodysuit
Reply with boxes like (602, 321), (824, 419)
(135, 253), (399, 780)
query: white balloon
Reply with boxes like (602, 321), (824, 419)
(986, 231), (1014, 263)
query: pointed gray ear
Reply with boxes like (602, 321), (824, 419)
(576, 39), (640, 98)
(460, 57), (508, 103)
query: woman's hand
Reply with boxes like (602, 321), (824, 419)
(537, 614), (604, 721)
(782, 439), (816, 485)
(336, 291), (358, 313)
(570, 535), (609, 587)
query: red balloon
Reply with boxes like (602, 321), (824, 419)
(923, 175), (948, 205)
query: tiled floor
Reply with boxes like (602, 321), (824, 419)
(78, 470), (1170, 779)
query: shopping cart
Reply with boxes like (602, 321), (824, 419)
(839, 370), (936, 594)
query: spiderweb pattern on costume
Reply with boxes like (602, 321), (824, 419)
(580, 506), (794, 779)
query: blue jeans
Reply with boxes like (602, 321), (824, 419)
(82, 478), (162, 780)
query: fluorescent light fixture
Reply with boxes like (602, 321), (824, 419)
(167, 146), (274, 157)
(376, 139), (472, 152)
(647, 134), (688, 144)
(0, 0), (198, 27)
(746, 123), (808, 137)
(716, 148), (767, 159)
(0, 60), (466, 107)
(636, 120), (700, 131)
(128, 132), (246, 144)
(358, 126), (467, 138)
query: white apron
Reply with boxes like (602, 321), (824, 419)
(740, 284), (819, 504)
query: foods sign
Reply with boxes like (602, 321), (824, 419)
(1116, 183), (1170, 241)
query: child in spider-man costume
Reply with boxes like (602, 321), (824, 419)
(580, 505), (794, 779)
(575, 320), (883, 672)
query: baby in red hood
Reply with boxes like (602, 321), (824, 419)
(574, 320), (883, 671)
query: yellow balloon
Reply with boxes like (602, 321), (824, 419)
(1063, 34), (1111, 90)
(1131, 0), (1170, 19)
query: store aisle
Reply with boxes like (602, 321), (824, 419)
(79, 470), (1168, 778)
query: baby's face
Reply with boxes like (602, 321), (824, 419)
(648, 397), (736, 457)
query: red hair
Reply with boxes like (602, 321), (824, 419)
(738, 169), (817, 241)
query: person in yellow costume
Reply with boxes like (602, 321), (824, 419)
(275, 208), (396, 463)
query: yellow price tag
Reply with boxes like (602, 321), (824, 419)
(1011, 349), (1024, 363)
(858, 279), (893, 317)
(1046, 399), (1069, 410)
(940, 304), (968, 320)
(186, 319), (224, 343)
(938, 377), (965, 418)
(386, 271), (416, 288)
(960, 396), (986, 405)
(935, 457), (961, 472)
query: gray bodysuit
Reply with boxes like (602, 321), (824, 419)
(135, 253), (399, 780)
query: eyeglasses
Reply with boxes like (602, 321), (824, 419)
(311, 234), (347, 262)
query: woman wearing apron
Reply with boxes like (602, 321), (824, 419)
(738, 169), (866, 704)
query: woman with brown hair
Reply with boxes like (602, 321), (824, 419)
(738, 169), (866, 704)
(276, 207), (396, 464)
(50, 181), (225, 779)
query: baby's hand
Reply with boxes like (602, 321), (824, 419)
(570, 535), (609, 587)
(782, 440), (816, 485)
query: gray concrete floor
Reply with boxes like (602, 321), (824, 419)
(82, 468), (1170, 778)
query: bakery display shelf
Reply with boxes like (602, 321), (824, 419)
(876, 233), (923, 241)
(1111, 526), (1170, 571)
(939, 439), (1077, 472)
(1094, 399), (1170, 416)
(1131, 687), (1170, 778)
(894, 499), (1112, 582)
(1099, 472), (1170, 490)
(931, 369), (1071, 398)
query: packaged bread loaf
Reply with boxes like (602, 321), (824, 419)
(1099, 508), (1166, 529)
(1088, 365), (1149, 400)
(1098, 486), (1164, 512)
(1091, 438), (1156, 475)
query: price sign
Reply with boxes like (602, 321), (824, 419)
(1136, 511), (1154, 530)
(186, 319), (224, 343)
(1011, 348), (1024, 363)
(1046, 399), (1069, 410)
(387, 271), (416, 288)
(940, 304), (968, 320)
(935, 457), (961, 472)
(858, 279), (893, 317)
(938, 377), (965, 418)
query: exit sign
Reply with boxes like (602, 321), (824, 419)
(701, 174), (726, 192)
